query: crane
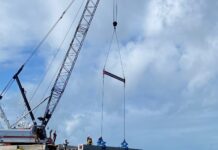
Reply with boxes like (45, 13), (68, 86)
(0, 0), (100, 144)
(0, 105), (10, 129)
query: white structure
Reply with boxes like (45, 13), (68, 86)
(0, 128), (35, 144)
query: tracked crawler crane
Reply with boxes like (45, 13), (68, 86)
(0, 0), (100, 144)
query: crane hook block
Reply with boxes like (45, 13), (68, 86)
(113, 21), (118, 28)
(103, 70), (125, 83)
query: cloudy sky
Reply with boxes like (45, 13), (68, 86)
(1, 0), (218, 149)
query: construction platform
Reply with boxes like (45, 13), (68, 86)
(0, 144), (141, 150)
(78, 144), (140, 150)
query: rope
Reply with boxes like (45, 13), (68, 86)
(100, 75), (105, 137)
(29, 0), (85, 102)
(0, 78), (14, 99)
(29, 63), (61, 116)
(123, 83), (126, 139)
(103, 30), (115, 69)
(100, 0), (127, 147)
(15, 0), (80, 124)
(105, 0), (125, 78)
(113, 0), (128, 145)
(23, 0), (76, 66)
(113, 0), (118, 23)
(31, 0), (87, 116)
(11, 96), (49, 128)
(41, 63), (61, 104)
(115, 31), (125, 78)
(0, 0), (76, 101)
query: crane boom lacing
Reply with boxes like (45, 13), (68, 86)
(0, 105), (10, 129)
(41, 0), (100, 126)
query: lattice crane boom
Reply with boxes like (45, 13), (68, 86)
(0, 105), (10, 129)
(41, 0), (100, 126)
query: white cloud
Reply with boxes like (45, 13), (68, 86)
(65, 114), (86, 134)
(145, 0), (205, 36)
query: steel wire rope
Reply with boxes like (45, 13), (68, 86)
(38, 0), (87, 112)
(13, 66), (60, 127)
(29, 0), (86, 103)
(103, 30), (115, 69)
(103, 0), (127, 144)
(23, 0), (76, 66)
(11, 96), (49, 128)
(0, 0), (75, 101)
(113, 0), (127, 141)
(101, 6), (117, 135)
(15, 56), (63, 127)
(114, 31), (125, 78)
(13, 0), (81, 126)
(0, 79), (14, 99)
(102, 29), (127, 140)
(33, 0), (87, 118)
(100, 75), (105, 137)
(100, 29), (116, 140)
(113, 0), (118, 23)
(123, 82), (126, 139)
(23, 0), (86, 120)
(103, 0), (119, 69)
(114, 29), (127, 141)
(100, 0), (127, 144)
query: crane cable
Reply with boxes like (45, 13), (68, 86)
(113, 0), (118, 28)
(99, 0), (128, 148)
(29, 0), (86, 103)
(98, 30), (116, 148)
(15, 0), (86, 126)
(0, 78), (14, 100)
(23, 0), (76, 66)
(11, 96), (50, 128)
(0, 0), (76, 100)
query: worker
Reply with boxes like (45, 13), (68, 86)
(45, 129), (53, 144)
(49, 129), (53, 139)
(87, 136), (93, 145)
(53, 130), (57, 143)
(63, 139), (69, 150)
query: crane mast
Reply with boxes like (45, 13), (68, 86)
(41, 0), (100, 126)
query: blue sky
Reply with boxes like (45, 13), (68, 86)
(1, 0), (218, 149)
